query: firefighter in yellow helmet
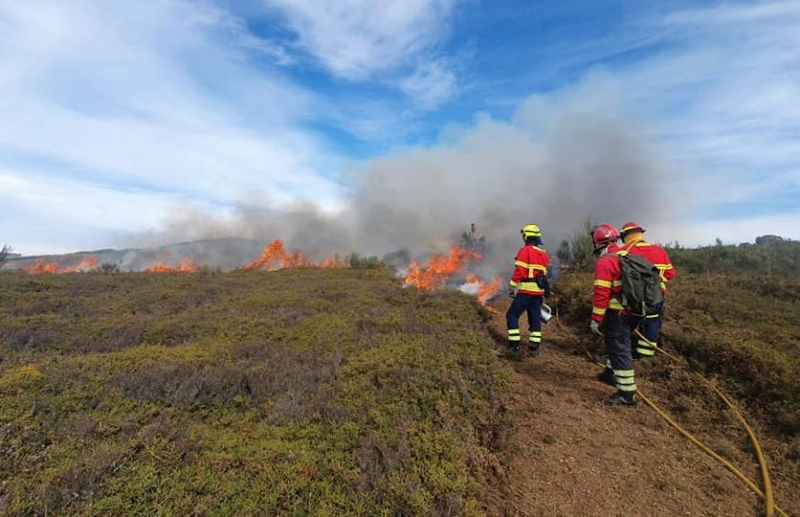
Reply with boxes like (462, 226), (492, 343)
(505, 224), (550, 357)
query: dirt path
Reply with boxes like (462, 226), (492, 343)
(482, 299), (769, 516)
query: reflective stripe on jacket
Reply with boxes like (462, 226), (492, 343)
(592, 253), (623, 322)
(509, 245), (549, 295)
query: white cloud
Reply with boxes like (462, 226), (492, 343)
(261, 0), (460, 107)
(0, 0), (349, 254)
(400, 60), (457, 109)
(263, 0), (456, 78)
(562, 1), (800, 231)
(0, 170), (191, 255)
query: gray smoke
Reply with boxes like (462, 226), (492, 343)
(136, 79), (683, 273)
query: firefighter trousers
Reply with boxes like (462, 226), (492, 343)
(605, 310), (642, 393)
(634, 301), (664, 358)
(506, 293), (543, 349)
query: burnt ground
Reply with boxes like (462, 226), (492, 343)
(481, 297), (798, 517)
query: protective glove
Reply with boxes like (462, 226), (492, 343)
(590, 320), (603, 336)
(508, 287), (516, 298)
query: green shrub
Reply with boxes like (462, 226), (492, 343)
(0, 269), (507, 515)
(347, 252), (383, 269)
(667, 240), (800, 276)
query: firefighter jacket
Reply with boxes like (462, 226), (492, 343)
(592, 252), (624, 322)
(509, 245), (549, 296)
(609, 239), (676, 292)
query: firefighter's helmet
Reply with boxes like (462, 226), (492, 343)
(621, 221), (645, 236)
(591, 224), (620, 250)
(521, 224), (542, 240)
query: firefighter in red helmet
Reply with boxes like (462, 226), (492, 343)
(609, 222), (676, 358)
(505, 224), (550, 357)
(590, 224), (639, 406)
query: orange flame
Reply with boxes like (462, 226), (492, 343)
(145, 257), (199, 273)
(403, 245), (483, 290)
(244, 239), (346, 271)
(61, 256), (99, 273)
(465, 274), (504, 305)
(21, 255), (99, 274)
(21, 259), (60, 274)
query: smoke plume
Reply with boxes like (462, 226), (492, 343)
(139, 77), (683, 273)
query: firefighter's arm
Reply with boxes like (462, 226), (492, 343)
(662, 251), (676, 282)
(657, 249), (676, 283)
(509, 250), (527, 288)
(592, 259), (613, 322)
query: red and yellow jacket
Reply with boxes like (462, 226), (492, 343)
(592, 253), (624, 322)
(509, 245), (549, 295)
(609, 239), (676, 292)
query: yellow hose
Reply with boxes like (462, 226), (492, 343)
(585, 350), (786, 517)
(552, 301), (783, 515)
(633, 329), (777, 517)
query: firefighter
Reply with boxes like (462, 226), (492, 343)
(610, 222), (676, 358)
(505, 224), (549, 357)
(590, 224), (639, 406)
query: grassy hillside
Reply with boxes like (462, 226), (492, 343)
(554, 272), (800, 439)
(0, 270), (507, 515)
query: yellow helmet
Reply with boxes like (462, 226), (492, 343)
(521, 224), (542, 239)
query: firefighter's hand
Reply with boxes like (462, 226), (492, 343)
(508, 287), (516, 298)
(590, 320), (603, 336)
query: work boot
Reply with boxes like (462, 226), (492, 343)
(603, 391), (638, 407)
(528, 344), (540, 358)
(496, 345), (520, 358)
(597, 368), (615, 387)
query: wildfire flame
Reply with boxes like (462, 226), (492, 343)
(464, 274), (504, 305)
(14, 239), (504, 310)
(61, 256), (99, 273)
(400, 245), (503, 307)
(145, 257), (199, 273)
(243, 239), (345, 271)
(21, 255), (98, 274)
(402, 245), (484, 290)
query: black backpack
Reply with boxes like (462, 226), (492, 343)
(617, 251), (664, 317)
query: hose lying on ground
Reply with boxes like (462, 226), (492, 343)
(551, 306), (783, 517)
(634, 328), (777, 517)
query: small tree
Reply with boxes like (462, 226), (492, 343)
(459, 223), (487, 253)
(0, 245), (12, 268)
(568, 217), (596, 268)
(97, 262), (121, 274)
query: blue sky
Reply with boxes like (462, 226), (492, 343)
(1, 0), (799, 255)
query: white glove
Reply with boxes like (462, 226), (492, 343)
(590, 320), (603, 336)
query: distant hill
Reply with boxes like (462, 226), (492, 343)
(0, 238), (270, 272)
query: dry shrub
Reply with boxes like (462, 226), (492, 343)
(1, 328), (59, 353)
(356, 427), (412, 493)
(115, 362), (249, 408)
(136, 414), (196, 465)
(41, 446), (126, 512)
(114, 343), (346, 422)
(58, 413), (97, 443)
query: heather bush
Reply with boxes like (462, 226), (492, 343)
(0, 269), (507, 515)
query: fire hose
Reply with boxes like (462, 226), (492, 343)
(631, 329), (782, 517)
(553, 310), (785, 517)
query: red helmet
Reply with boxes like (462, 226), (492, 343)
(591, 224), (621, 249)
(620, 222), (645, 236)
